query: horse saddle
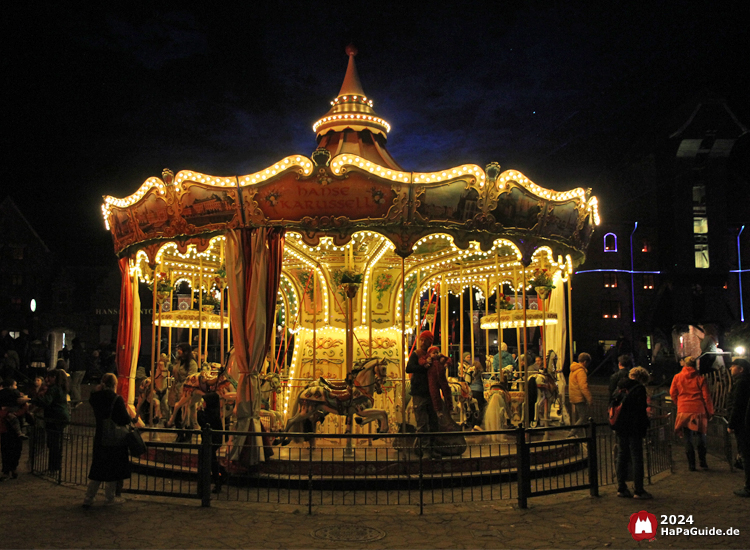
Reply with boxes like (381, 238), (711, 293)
(318, 377), (351, 392)
(304, 385), (352, 402)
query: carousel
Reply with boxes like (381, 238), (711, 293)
(102, 46), (600, 471)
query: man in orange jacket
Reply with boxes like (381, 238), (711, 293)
(567, 352), (592, 436)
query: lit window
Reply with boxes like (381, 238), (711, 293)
(643, 274), (654, 290)
(602, 300), (621, 319)
(604, 273), (618, 288)
(604, 233), (617, 252)
(693, 185), (709, 269)
(695, 239), (710, 269)
(641, 239), (651, 253)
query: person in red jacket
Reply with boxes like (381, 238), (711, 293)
(670, 356), (714, 471)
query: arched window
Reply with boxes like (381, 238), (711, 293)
(604, 233), (617, 252)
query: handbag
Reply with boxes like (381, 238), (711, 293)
(101, 395), (130, 447)
(126, 426), (147, 457)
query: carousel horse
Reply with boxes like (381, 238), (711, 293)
(259, 371), (284, 431)
(528, 353), (561, 428)
(166, 364), (237, 430)
(278, 357), (388, 446)
(481, 373), (513, 431)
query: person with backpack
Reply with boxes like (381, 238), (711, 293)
(670, 356), (714, 471)
(613, 366), (652, 499)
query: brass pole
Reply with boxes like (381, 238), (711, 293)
(150, 265), (158, 427)
(495, 252), (503, 369)
(568, 270), (574, 367)
(441, 275), (448, 355)
(401, 256), (406, 434)
(313, 271), (317, 377)
(485, 275), (490, 361)
(220, 239), (225, 364)
(469, 281), (475, 364)
(198, 256), (203, 364)
(460, 282), (464, 370)
(522, 266), (529, 428)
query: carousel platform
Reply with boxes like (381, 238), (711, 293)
(132, 429), (587, 483)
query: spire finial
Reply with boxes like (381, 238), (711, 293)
(338, 44), (364, 97)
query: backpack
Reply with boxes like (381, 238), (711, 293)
(608, 386), (630, 429)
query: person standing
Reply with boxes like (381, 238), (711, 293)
(609, 355), (632, 400)
(405, 331), (440, 459)
(568, 352), (592, 436)
(68, 338), (87, 408)
(727, 358), (750, 497)
(614, 366), (652, 499)
(670, 356), (714, 471)
(82, 373), (135, 507)
(32, 369), (70, 472)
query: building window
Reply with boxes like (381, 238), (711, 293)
(643, 274), (655, 290)
(602, 300), (621, 319)
(11, 297), (22, 310)
(641, 239), (651, 253)
(604, 273), (618, 288)
(604, 233), (618, 252)
(12, 274), (23, 286)
(693, 185), (709, 268)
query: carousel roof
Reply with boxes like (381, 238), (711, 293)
(102, 47), (600, 267)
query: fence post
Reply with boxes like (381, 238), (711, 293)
(516, 426), (529, 509)
(418, 433), (424, 516)
(200, 425), (212, 507)
(588, 419), (599, 497)
(308, 438), (313, 516)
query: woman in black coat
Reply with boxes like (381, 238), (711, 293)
(613, 366), (652, 500)
(82, 373), (134, 507)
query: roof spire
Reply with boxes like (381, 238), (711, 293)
(313, 45), (392, 141)
(338, 44), (365, 97)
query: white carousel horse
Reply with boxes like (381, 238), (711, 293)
(481, 373), (513, 430)
(259, 371), (284, 431)
(528, 352), (561, 428)
(278, 357), (388, 446)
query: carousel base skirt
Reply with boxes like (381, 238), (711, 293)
(132, 431), (587, 484)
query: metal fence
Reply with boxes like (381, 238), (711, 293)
(30, 410), (673, 514)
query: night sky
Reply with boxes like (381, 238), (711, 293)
(3, 2), (747, 264)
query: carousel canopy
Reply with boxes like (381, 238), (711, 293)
(103, 47), (600, 291)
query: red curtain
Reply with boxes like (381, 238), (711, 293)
(115, 257), (134, 398)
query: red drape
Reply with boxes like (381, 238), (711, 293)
(115, 257), (134, 398)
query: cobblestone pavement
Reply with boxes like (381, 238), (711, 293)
(2, 453), (749, 549)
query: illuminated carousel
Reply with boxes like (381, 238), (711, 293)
(102, 46), (600, 473)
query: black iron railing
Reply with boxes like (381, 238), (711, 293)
(30, 412), (673, 513)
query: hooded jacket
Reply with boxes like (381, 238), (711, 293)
(670, 365), (714, 416)
(568, 361), (592, 405)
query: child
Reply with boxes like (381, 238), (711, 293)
(0, 379), (30, 440)
(425, 346), (454, 416)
